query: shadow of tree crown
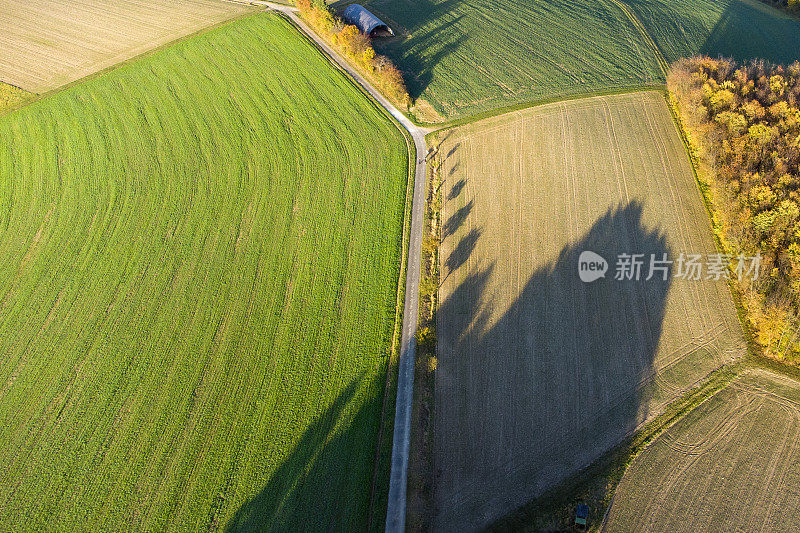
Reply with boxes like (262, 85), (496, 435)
(435, 200), (674, 531)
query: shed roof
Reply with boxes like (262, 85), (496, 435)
(342, 4), (393, 36)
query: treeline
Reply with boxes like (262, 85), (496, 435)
(756, 0), (800, 15)
(296, 0), (410, 108)
(669, 57), (800, 360)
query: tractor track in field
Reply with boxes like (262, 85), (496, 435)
(228, 2), (429, 531)
(604, 0), (669, 77)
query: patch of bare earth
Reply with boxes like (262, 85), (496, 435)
(434, 92), (746, 531)
(605, 369), (800, 532)
(0, 0), (255, 93)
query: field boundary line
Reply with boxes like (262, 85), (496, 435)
(0, 9), (259, 115)
(662, 90), (766, 365)
(428, 86), (667, 137)
(413, 85), (666, 130)
(665, 86), (800, 383)
(267, 14), (421, 526)
(489, 361), (745, 532)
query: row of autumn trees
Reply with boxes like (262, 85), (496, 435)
(296, 0), (410, 108)
(757, 0), (800, 15)
(669, 57), (800, 360)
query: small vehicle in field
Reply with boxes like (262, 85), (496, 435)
(575, 503), (589, 529)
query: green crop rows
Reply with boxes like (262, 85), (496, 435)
(367, 0), (800, 121)
(369, 0), (664, 120)
(626, 0), (800, 66)
(0, 13), (407, 532)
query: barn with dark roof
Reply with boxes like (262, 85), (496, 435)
(342, 4), (394, 37)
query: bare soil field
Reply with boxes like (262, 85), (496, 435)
(434, 91), (746, 531)
(0, 0), (254, 93)
(605, 369), (800, 532)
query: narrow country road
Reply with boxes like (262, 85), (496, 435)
(243, 2), (428, 530)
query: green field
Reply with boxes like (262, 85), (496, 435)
(0, 13), (408, 532)
(606, 369), (800, 531)
(365, 0), (800, 121)
(627, 0), (800, 66)
(0, 82), (32, 114)
(368, 0), (664, 120)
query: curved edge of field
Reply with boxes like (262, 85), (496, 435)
(260, 11), (430, 531)
(366, 77), (418, 533)
(604, 368), (800, 532)
(0, 12), (412, 532)
(0, 0), (259, 94)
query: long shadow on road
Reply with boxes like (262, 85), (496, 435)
(434, 201), (672, 531)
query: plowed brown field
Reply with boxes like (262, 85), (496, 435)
(606, 369), (800, 532)
(434, 91), (746, 531)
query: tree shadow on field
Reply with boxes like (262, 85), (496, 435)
(329, 0), (468, 99)
(443, 228), (481, 282)
(440, 140), (471, 244)
(434, 201), (672, 531)
(442, 200), (473, 240)
(696, 0), (800, 66)
(625, 0), (800, 66)
(224, 371), (389, 532)
(448, 178), (466, 200)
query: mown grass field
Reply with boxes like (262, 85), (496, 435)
(363, 0), (800, 121)
(0, 0), (254, 93)
(605, 369), (800, 531)
(0, 13), (408, 532)
(434, 91), (746, 531)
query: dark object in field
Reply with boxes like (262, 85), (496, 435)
(342, 4), (393, 36)
(575, 503), (589, 529)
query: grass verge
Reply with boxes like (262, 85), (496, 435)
(405, 137), (442, 531)
(0, 82), (34, 115)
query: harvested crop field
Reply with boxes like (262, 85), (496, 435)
(434, 91), (746, 531)
(0, 13), (408, 531)
(605, 369), (800, 532)
(0, 0), (254, 93)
